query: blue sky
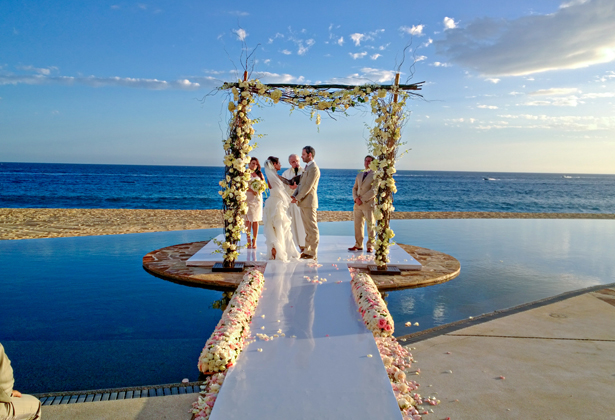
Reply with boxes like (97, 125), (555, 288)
(1, 0), (614, 173)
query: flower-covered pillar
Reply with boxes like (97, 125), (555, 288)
(218, 72), (255, 267)
(369, 74), (408, 270)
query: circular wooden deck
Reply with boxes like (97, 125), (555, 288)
(143, 241), (460, 291)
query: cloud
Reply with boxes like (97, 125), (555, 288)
(281, 49), (292, 55)
(415, 55), (427, 62)
(327, 68), (396, 84)
(400, 25), (425, 36)
(493, 113), (614, 130)
(436, 0), (615, 76)
(583, 92), (615, 98)
(485, 78), (500, 83)
(528, 88), (580, 96)
(0, 74), (203, 90)
(233, 28), (247, 41)
(226, 10), (249, 16)
(478, 104), (499, 109)
(350, 29), (385, 46)
(430, 62), (451, 67)
(523, 96), (581, 106)
(337, 36), (344, 46)
(17, 65), (58, 75)
(296, 39), (315, 56)
(350, 33), (365, 46)
(371, 54), (381, 60)
(422, 38), (433, 48)
(350, 52), (368, 60)
(250, 71), (303, 84)
(443, 17), (457, 30)
(110, 5), (120, 9)
(268, 33), (284, 44)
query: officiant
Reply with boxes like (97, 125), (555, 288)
(282, 154), (306, 249)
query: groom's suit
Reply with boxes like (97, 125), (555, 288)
(292, 160), (320, 258)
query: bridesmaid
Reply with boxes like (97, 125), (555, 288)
(245, 157), (264, 248)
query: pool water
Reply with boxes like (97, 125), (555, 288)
(1, 219), (614, 393)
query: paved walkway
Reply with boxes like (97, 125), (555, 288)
(409, 285), (615, 420)
(42, 285), (615, 420)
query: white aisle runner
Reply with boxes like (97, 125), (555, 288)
(210, 260), (402, 420)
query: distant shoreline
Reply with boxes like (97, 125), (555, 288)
(1, 208), (613, 241)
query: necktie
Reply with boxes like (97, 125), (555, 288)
(294, 167), (299, 175)
(362, 171), (370, 181)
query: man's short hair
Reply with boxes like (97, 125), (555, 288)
(288, 154), (299, 161)
(303, 146), (316, 158)
(365, 155), (375, 161)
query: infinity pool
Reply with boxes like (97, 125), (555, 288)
(1, 219), (614, 393)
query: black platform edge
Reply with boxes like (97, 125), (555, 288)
(397, 281), (615, 345)
(33, 381), (205, 405)
(212, 261), (245, 272)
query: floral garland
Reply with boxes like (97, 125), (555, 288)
(367, 88), (410, 268)
(215, 82), (257, 265)
(191, 371), (227, 420)
(221, 80), (396, 125)
(197, 269), (265, 374)
(350, 271), (394, 337)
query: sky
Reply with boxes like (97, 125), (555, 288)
(1, 0), (614, 174)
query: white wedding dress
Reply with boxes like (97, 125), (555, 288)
(263, 161), (301, 262)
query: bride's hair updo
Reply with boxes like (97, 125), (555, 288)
(267, 156), (279, 165)
(249, 157), (264, 179)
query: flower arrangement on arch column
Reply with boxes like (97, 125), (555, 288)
(368, 88), (410, 269)
(215, 83), (257, 265)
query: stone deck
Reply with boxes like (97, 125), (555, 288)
(142, 240), (460, 291)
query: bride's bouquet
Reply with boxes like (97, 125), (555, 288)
(249, 177), (267, 194)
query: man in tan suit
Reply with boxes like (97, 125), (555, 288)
(1, 343), (42, 420)
(291, 146), (320, 259)
(348, 155), (376, 252)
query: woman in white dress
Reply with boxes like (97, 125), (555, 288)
(245, 157), (264, 249)
(262, 157), (301, 262)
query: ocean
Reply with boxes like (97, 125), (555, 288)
(1, 162), (614, 213)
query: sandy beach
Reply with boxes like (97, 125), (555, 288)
(1, 208), (613, 240)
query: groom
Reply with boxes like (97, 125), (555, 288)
(291, 146), (320, 259)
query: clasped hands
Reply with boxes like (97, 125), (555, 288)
(355, 197), (363, 206)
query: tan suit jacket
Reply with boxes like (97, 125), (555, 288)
(0, 344), (13, 404)
(293, 162), (320, 208)
(353, 170), (376, 207)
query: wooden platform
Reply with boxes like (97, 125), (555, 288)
(143, 239), (460, 291)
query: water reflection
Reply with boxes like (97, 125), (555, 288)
(211, 291), (234, 312)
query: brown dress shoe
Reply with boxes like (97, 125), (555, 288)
(366, 248), (374, 253)
(348, 246), (363, 251)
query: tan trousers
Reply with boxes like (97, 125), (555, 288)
(1, 394), (41, 420)
(299, 206), (319, 258)
(354, 204), (376, 249)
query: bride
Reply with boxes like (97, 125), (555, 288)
(262, 156), (301, 262)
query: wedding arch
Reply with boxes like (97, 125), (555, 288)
(216, 70), (424, 270)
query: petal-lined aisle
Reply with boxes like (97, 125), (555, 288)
(209, 259), (403, 420)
